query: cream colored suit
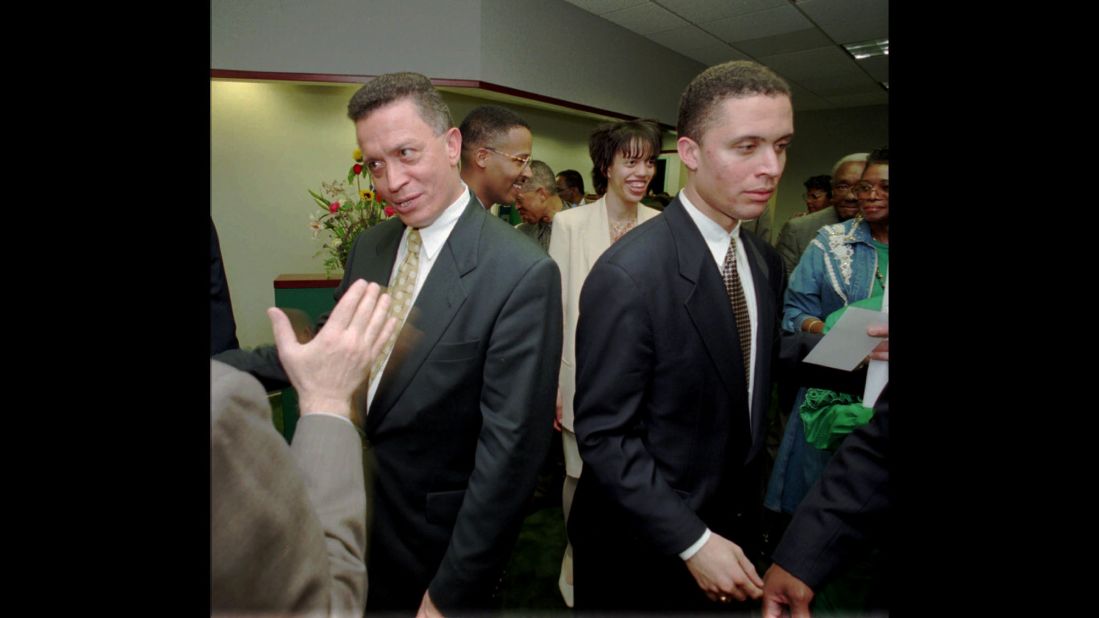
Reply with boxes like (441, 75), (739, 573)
(548, 197), (662, 445)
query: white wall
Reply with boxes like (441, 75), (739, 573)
(212, 0), (706, 125)
(212, 0), (482, 79)
(479, 0), (705, 125)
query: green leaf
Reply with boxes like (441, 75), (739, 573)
(347, 166), (355, 184)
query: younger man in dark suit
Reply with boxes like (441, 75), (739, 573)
(568, 59), (793, 611)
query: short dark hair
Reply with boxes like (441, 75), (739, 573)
(556, 169), (585, 195)
(588, 118), (662, 195)
(458, 105), (531, 163)
(677, 60), (791, 142)
(346, 72), (453, 135)
(867, 147), (888, 165)
(804, 175), (832, 198)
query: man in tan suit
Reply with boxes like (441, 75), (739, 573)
(211, 280), (395, 616)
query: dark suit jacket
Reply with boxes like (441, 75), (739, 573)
(210, 218), (239, 355)
(325, 190), (563, 611)
(210, 360), (367, 616)
(770, 385), (890, 592)
(567, 197), (786, 609)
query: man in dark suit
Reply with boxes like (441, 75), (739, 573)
(332, 72), (562, 615)
(568, 60), (794, 611)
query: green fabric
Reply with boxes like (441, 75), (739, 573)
(800, 295), (884, 450)
(870, 238), (888, 296)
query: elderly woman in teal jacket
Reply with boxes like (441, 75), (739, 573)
(766, 148), (889, 515)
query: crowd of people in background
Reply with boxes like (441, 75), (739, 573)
(211, 59), (890, 617)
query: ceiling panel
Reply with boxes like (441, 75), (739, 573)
(686, 45), (753, 67)
(563, 0), (648, 15)
(787, 82), (834, 111)
(654, 0), (788, 23)
(602, 2), (691, 35)
(565, 0), (888, 111)
(704, 5), (815, 42)
(648, 24), (729, 55)
(857, 55), (888, 83)
(823, 91), (889, 108)
(734, 28), (833, 57)
(797, 0), (888, 44)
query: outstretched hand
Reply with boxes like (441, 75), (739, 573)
(268, 279), (396, 423)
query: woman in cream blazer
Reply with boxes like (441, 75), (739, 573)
(547, 118), (663, 607)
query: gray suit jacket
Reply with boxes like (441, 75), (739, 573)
(210, 360), (367, 617)
(329, 190), (563, 611)
(775, 207), (841, 276)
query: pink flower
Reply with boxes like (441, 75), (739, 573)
(329, 201), (341, 213)
(384, 205), (395, 217)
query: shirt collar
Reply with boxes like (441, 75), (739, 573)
(415, 181), (470, 260)
(679, 189), (740, 244)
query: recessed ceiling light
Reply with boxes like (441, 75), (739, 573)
(843, 39), (888, 60)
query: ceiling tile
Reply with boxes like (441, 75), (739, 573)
(564, 0), (648, 15)
(704, 5), (815, 42)
(787, 82), (833, 111)
(686, 44), (753, 66)
(648, 24), (727, 54)
(734, 28), (832, 57)
(797, 0), (888, 44)
(654, 0), (787, 22)
(857, 55), (888, 83)
(823, 91), (889, 107)
(602, 2), (691, 35)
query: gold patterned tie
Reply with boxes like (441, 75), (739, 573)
(722, 236), (752, 386)
(369, 228), (421, 381)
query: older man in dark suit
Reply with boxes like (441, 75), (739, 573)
(327, 72), (562, 616)
(568, 60), (792, 611)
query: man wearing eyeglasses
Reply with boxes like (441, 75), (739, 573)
(459, 105), (534, 212)
(775, 153), (869, 277)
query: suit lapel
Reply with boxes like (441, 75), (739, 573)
(582, 197), (611, 273)
(366, 193), (479, 432)
(665, 201), (749, 410)
(742, 232), (776, 449)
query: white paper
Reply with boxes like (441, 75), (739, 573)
(802, 306), (888, 371)
(862, 280), (889, 408)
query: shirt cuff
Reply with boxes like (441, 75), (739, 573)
(300, 411), (355, 427)
(679, 528), (711, 560)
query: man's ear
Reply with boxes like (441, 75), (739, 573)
(444, 127), (462, 166)
(677, 136), (699, 171)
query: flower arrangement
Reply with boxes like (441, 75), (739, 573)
(308, 148), (394, 276)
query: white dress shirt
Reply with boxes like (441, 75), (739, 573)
(366, 182), (471, 408)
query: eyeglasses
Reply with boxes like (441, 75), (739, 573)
(855, 181), (889, 196)
(832, 182), (857, 196)
(483, 147), (532, 169)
